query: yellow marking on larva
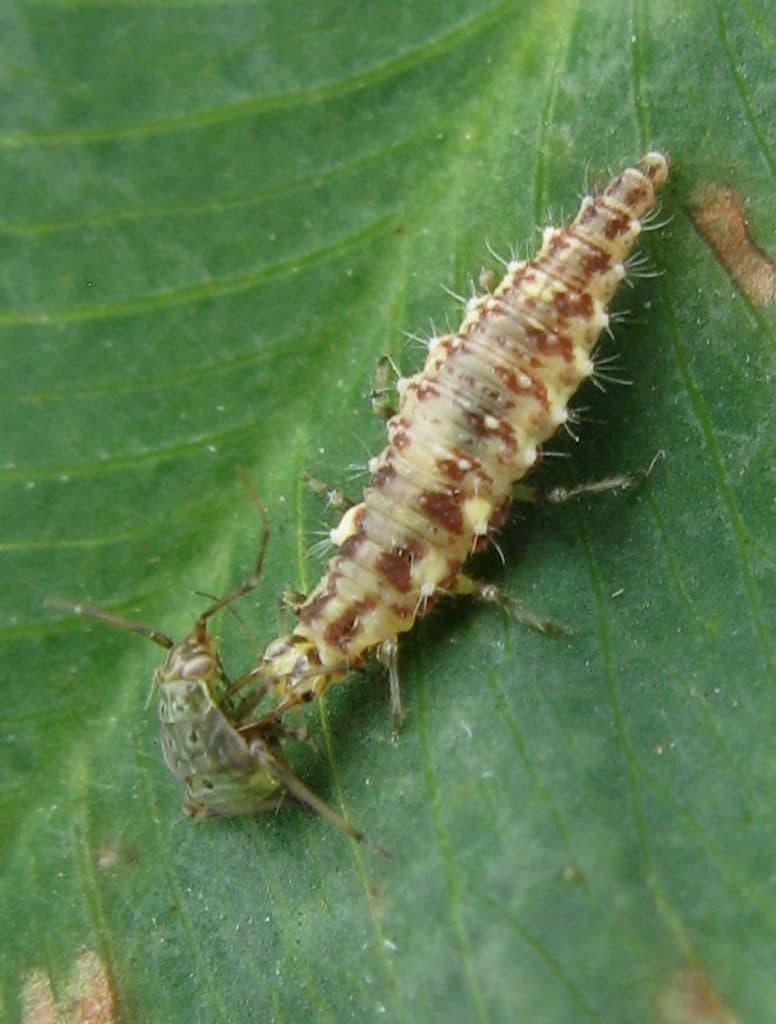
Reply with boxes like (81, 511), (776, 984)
(462, 496), (493, 536)
(410, 546), (450, 589)
(330, 503), (364, 546)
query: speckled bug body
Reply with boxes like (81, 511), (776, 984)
(250, 152), (669, 725)
(48, 581), (287, 820)
(152, 622), (283, 819)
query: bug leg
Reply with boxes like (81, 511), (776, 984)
(376, 637), (402, 732)
(512, 450), (665, 506)
(451, 574), (569, 636)
(248, 738), (389, 856)
(369, 354), (402, 420)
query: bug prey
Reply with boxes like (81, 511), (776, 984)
(46, 527), (369, 844)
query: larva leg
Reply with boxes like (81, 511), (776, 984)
(451, 574), (568, 636)
(272, 588), (307, 634)
(376, 637), (402, 731)
(512, 451), (665, 506)
(370, 354), (401, 421)
(302, 471), (355, 514)
(240, 713), (309, 747)
(279, 587), (307, 612)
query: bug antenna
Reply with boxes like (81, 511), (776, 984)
(43, 597), (174, 650)
(197, 473), (270, 627)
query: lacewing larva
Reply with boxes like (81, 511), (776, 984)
(248, 152), (669, 726)
(50, 152), (668, 836)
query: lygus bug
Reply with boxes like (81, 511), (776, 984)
(46, 518), (370, 844)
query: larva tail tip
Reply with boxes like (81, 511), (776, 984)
(638, 151), (669, 188)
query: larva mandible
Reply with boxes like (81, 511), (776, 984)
(249, 152), (669, 727)
(51, 152), (668, 837)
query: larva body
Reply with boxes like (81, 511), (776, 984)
(257, 152), (669, 714)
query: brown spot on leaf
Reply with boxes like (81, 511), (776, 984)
(95, 842), (136, 871)
(21, 970), (56, 1024)
(22, 950), (116, 1024)
(658, 968), (738, 1024)
(691, 185), (775, 306)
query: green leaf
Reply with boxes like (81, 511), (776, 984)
(2, 1), (774, 1021)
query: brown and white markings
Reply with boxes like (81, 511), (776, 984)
(249, 152), (669, 727)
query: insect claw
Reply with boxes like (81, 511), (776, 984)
(44, 597), (175, 650)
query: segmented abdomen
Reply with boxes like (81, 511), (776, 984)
(294, 153), (668, 670)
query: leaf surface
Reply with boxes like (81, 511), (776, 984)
(2, 1), (774, 1021)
